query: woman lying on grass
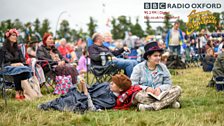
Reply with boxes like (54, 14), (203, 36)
(38, 74), (141, 112)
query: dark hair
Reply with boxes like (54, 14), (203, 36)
(82, 49), (86, 55)
(174, 21), (180, 25)
(3, 38), (19, 56)
(206, 40), (213, 48)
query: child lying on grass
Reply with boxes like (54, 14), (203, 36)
(38, 74), (141, 112)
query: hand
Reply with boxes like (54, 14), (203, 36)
(146, 87), (155, 94)
(154, 87), (161, 96)
(112, 57), (117, 60)
(77, 76), (86, 92)
(58, 61), (65, 66)
(109, 47), (115, 51)
(11, 63), (24, 67)
(80, 79), (86, 89)
(123, 47), (130, 52)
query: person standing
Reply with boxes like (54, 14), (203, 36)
(165, 21), (184, 56)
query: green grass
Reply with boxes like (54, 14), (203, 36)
(1, 68), (224, 126)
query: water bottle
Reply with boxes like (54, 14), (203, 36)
(66, 53), (71, 59)
(123, 51), (129, 59)
(137, 49), (142, 62)
(108, 56), (112, 62)
(100, 52), (106, 66)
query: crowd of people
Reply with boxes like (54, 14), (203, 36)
(0, 20), (224, 112)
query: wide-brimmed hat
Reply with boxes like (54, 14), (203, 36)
(28, 34), (41, 44)
(143, 41), (163, 60)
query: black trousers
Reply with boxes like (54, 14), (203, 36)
(13, 72), (31, 91)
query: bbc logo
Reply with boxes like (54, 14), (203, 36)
(144, 3), (166, 9)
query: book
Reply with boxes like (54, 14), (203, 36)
(147, 91), (168, 100)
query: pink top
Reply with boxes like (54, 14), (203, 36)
(77, 55), (90, 72)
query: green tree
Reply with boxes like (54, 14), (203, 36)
(111, 17), (121, 39)
(33, 18), (41, 33)
(156, 26), (164, 34)
(176, 19), (186, 33)
(13, 19), (24, 30)
(77, 28), (87, 40)
(87, 17), (97, 37)
(5, 19), (14, 29)
(0, 21), (7, 42)
(213, 12), (220, 28)
(111, 16), (132, 39)
(0, 21), (8, 34)
(163, 13), (172, 32)
(221, 11), (224, 30)
(70, 29), (78, 41)
(57, 20), (70, 40)
(117, 16), (130, 32)
(145, 19), (155, 35)
(40, 19), (50, 37)
(130, 17), (144, 38)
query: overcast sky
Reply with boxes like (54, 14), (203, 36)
(1, 0), (224, 34)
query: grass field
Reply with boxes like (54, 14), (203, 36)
(1, 68), (224, 126)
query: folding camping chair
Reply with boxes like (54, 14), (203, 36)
(0, 49), (15, 106)
(90, 63), (120, 84)
(166, 52), (186, 69)
(89, 52), (121, 84)
(37, 60), (56, 93)
(0, 67), (8, 106)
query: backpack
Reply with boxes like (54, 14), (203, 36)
(113, 85), (142, 110)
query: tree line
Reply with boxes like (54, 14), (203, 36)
(0, 12), (223, 43)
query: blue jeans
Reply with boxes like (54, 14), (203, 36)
(169, 45), (181, 56)
(111, 58), (138, 77)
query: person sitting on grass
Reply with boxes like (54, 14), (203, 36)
(207, 44), (224, 87)
(130, 41), (182, 111)
(37, 74), (133, 112)
(202, 48), (215, 72)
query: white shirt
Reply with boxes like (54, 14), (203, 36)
(169, 29), (180, 46)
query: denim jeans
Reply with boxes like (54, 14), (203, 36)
(169, 45), (181, 56)
(0, 66), (32, 91)
(111, 58), (138, 77)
